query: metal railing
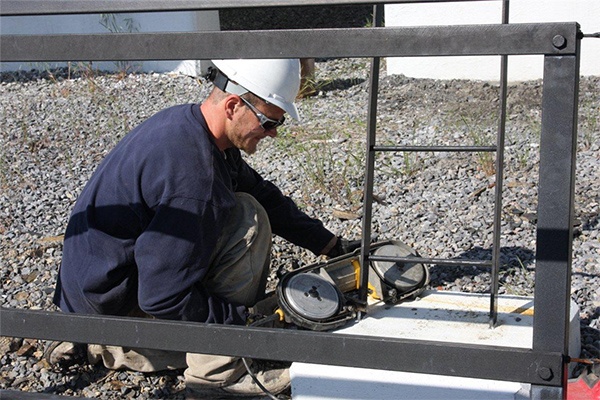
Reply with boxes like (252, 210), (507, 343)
(0, 1), (581, 399)
(359, 1), (511, 329)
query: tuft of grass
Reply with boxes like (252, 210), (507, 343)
(100, 14), (141, 75)
(0, 150), (7, 190)
(274, 120), (366, 210)
(578, 95), (599, 151)
(376, 139), (424, 178)
(460, 115), (496, 176)
(502, 256), (535, 296)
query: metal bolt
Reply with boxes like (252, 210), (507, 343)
(552, 35), (567, 49)
(538, 366), (554, 381)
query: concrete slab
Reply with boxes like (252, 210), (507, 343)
(290, 290), (580, 399)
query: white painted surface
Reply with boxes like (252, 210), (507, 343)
(385, 0), (600, 81)
(291, 364), (530, 400)
(290, 290), (581, 399)
(0, 11), (220, 75)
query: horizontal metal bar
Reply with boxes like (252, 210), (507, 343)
(372, 145), (497, 152)
(0, 0), (501, 16)
(0, 307), (563, 385)
(368, 254), (493, 267)
(0, 23), (579, 62)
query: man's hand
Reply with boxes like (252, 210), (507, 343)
(325, 237), (362, 258)
(248, 292), (279, 318)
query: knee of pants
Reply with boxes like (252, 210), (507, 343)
(234, 192), (271, 236)
(204, 193), (272, 305)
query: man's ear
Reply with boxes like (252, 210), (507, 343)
(224, 95), (243, 120)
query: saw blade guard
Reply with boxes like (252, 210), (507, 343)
(368, 240), (430, 303)
(283, 273), (341, 321)
(277, 256), (361, 331)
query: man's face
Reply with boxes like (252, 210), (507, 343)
(227, 98), (284, 155)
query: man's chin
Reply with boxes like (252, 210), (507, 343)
(240, 138), (261, 155)
(241, 144), (258, 155)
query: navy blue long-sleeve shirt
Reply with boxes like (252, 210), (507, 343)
(54, 103), (335, 325)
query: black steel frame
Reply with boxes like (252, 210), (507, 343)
(0, 1), (581, 399)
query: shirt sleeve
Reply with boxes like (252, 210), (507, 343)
(227, 149), (336, 255)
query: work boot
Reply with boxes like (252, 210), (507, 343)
(43, 341), (86, 367)
(185, 362), (290, 399)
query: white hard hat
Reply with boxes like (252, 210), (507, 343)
(210, 58), (301, 120)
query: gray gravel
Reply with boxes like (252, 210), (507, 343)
(1, 58), (599, 399)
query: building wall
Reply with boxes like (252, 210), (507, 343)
(2, 3), (597, 80)
(0, 11), (220, 75)
(385, 0), (600, 81)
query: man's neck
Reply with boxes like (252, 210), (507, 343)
(200, 102), (230, 152)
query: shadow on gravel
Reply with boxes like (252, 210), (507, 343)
(317, 77), (366, 92)
(0, 67), (111, 83)
(428, 246), (536, 293)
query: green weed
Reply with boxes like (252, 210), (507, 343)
(502, 256), (535, 296)
(275, 123), (366, 209)
(460, 115), (496, 176)
(99, 14), (141, 75)
(578, 96), (599, 150)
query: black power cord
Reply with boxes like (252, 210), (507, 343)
(242, 313), (291, 400)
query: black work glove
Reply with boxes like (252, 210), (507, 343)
(325, 237), (362, 258)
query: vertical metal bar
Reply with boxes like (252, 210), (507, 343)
(359, 4), (384, 304)
(489, 0), (510, 328)
(531, 51), (580, 399)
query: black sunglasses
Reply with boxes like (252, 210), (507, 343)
(240, 97), (285, 131)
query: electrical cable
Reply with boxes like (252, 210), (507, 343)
(241, 357), (281, 400)
(570, 357), (600, 365)
(241, 313), (290, 400)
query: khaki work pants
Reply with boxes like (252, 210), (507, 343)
(87, 193), (272, 387)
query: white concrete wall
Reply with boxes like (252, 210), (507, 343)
(385, 0), (600, 81)
(0, 11), (220, 75)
